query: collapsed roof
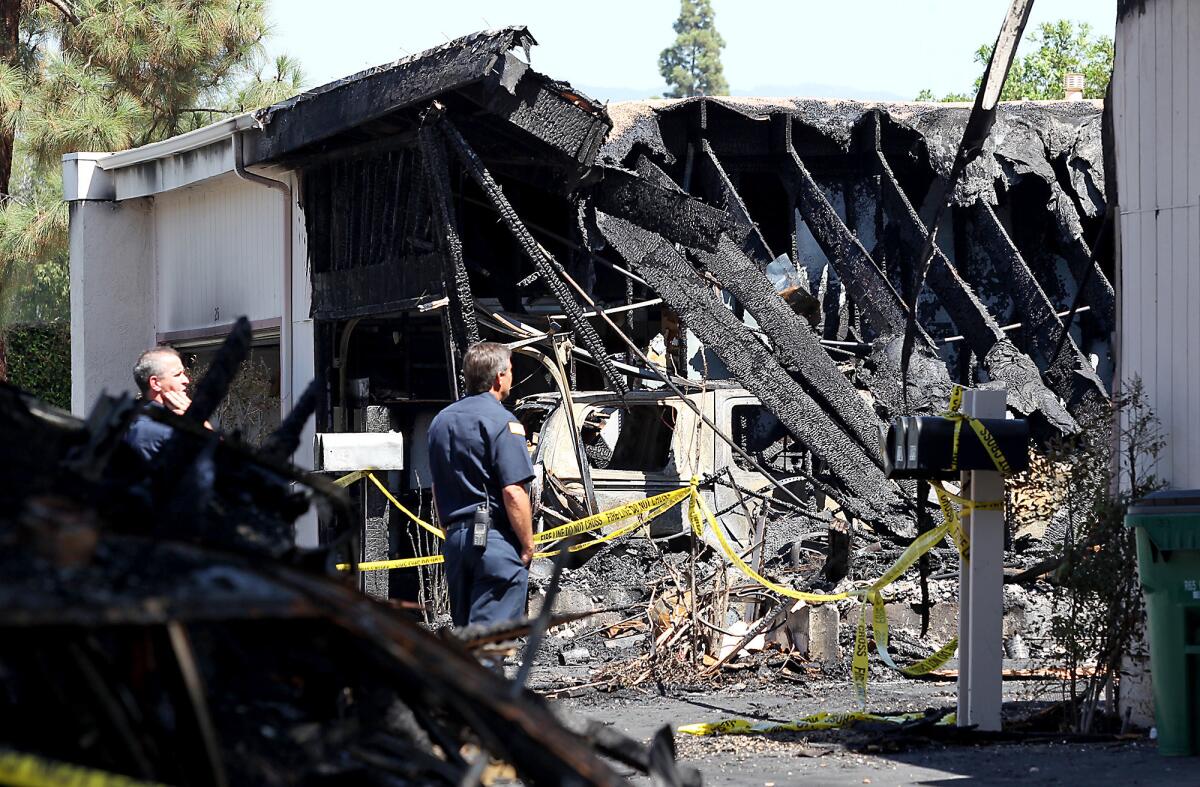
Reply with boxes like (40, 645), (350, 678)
(244, 27), (1113, 530)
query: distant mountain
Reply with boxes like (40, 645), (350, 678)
(576, 82), (911, 104)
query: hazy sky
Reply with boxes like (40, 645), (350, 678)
(266, 1), (1116, 102)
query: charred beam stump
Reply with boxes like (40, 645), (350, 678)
(874, 153), (1077, 434)
(964, 201), (1108, 414)
(595, 212), (902, 527)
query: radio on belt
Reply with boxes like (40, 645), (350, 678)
(882, 415), (1030, 480)
(471, 504), (491, 549)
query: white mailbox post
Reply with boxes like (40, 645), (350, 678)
(957, 387), (1006, 731)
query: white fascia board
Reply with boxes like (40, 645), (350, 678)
(98, 113), (257, 171)
(62, 113), (259, 201)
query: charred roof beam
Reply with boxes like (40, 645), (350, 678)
(963, 200), (1108, 413)
(874, 151), (1078, 433)
(595, 212), (902, 527)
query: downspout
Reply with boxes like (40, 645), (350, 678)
(232, 132), (294, 426)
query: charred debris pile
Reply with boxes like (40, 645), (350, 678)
(0, 319), (700, 786)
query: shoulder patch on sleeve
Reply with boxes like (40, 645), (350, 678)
(507, 421), (526, 437)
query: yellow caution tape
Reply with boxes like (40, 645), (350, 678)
(533, 486), (692, 543)
(678, 710), (956, 736)
(336, 554), (447, 571)
(333, 469), (372, 488)
(943, 383), (1013, 475)
(851, 600), (870, 702)
(687, 487), (856, 604)
(365, 473), (446, 540)
(0, 750), (166, 787)
(336, 483), (690, 571)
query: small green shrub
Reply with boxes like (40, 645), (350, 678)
(5, 321), (70, 409)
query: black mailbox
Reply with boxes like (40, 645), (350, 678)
(882, 416), (1030, 480)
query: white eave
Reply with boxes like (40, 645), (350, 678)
(62, 112), (259, 202)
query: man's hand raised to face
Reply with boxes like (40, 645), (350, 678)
(161, 388), (193, 416)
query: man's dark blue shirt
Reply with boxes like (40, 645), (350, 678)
(427, 392), (534, 525)
(124, 401), (174, 464)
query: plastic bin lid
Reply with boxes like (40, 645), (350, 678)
(1127, 489), (1200, 515)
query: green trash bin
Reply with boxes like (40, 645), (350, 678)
(1127, 489), (1200, 756)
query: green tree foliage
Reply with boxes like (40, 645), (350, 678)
(0, 1), (303, 343)
(658, 0), (728, 98)
(4, 320), (69, 407)
(916, 19), (1113, 102)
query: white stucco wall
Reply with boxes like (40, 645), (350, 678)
(69, 198), (155, 415)
(154, 174), (285, 334)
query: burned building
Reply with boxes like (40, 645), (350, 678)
(66, 27), (1114, 565)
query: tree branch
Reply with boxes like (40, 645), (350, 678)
(40, 0), (79, 25)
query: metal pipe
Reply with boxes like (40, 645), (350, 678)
(233, 133), (294, 424)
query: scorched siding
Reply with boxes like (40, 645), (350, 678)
(154, 174), (284, 334)
(1113, 0), (1200, 488)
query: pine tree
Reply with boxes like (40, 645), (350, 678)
(0, 0), (303, 379)
(658, 0), (728, 98)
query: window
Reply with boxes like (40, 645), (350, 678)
(579, 403), (678, 471)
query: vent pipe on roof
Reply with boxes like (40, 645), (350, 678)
(1064, 73), (1085, 101)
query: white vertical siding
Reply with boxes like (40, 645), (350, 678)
(1114, 0), (1200, 488)
(153, 174), (285, 333)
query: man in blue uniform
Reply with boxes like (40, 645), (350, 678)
(428, 342), (536, 627)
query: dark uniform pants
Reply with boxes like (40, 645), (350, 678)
(444, 524), (529, 627)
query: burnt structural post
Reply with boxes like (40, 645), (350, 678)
(420, 125), (480, 359)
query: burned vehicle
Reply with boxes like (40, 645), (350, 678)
(518, 387), (810, 545)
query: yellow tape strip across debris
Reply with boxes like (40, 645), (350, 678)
(332, 477), (693, 571)
(331, 387), (1012, 721)
(678, 710), (957, 737)
(0, 750), (166, 787)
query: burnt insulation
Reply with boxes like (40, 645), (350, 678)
(595, 212), (900, 526)
(436, 117), (628, 396)
(419, 125), (480, 353)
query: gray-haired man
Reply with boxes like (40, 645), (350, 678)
(427, 342), (536, 627)
(124, 346), (197, 463)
